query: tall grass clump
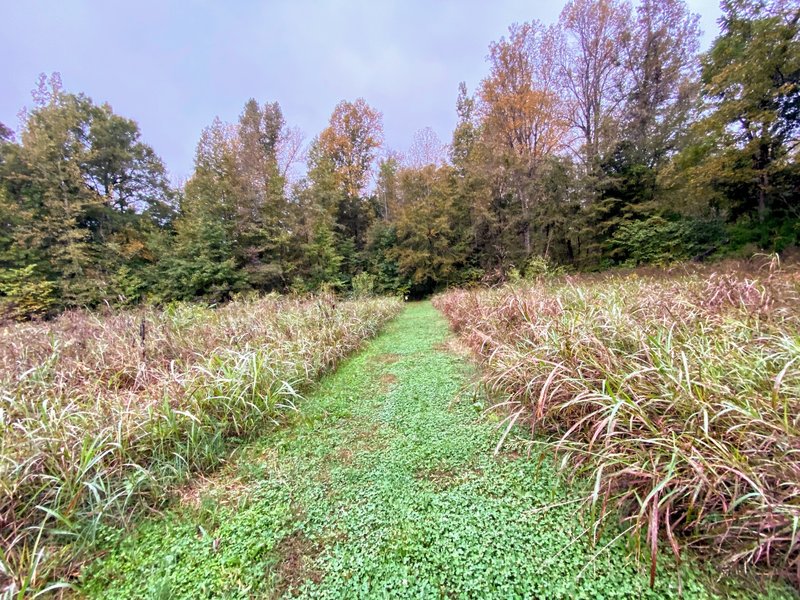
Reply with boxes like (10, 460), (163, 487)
(435, 258), (800, 587)
(0, 293), (401, 595)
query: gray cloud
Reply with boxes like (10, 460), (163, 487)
(0, 0), (722, 181)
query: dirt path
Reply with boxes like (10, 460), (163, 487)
(81, 303), (757, 599)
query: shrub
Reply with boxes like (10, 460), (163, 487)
(522, 255), (567, 279)
(0, 264), (57, 321)
(351, 271), (376, 297)
(608, 216), (726, 266)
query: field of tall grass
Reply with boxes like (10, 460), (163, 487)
(0, 294), (401, 596)
(435, 258), (800, 588)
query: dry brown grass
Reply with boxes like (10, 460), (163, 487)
(0, 293), (401, 596)
(435, 257), (800, 586)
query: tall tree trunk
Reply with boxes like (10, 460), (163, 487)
(544, 225), (552, 259)
(757, 142), (770, 223)
(758, 171), (768, 223)
(524, 225), (531, 257)
(520, 187), (531, 256)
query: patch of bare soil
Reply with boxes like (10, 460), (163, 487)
(337, 447), (354, 463)
(379, 373), (397, 391)
(273, 530), (323, 597)
(331, 426), (387, 467)
(434, 338), (473, 359)
(174, 448), (279, 510)
(375, 353), (400, 364)
(175, 472), (251, 511)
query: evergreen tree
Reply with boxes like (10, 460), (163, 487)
(235, 99), (293, 289)
(156, 118), (243, 301)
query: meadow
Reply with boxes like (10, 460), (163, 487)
(80, 302), (751, 599)
(3, 259), (800, 597)
(0, 294), (401, 595)
(434, 257), (800, 587)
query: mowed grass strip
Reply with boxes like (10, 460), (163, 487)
(80, 302), (793, 599)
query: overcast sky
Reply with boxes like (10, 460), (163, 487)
(1, 0), (723, 181)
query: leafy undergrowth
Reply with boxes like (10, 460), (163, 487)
(0, 294), (401, 596)
(434, 259), (800, 589)
(79, 303), (793, 599)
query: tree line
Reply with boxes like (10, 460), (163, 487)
(1, 0), (798, 317)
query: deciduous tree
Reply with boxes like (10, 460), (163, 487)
(479, 21), (568, 255)
(318, 98), (384, 199)
(558, 0), (631, 173)
(620, 0), (701, 167)
(691, 0), (800, 223)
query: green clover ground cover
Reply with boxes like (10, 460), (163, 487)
(80, 303), (795, 599)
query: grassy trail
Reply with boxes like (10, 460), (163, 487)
(81, 303), (780, 599)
